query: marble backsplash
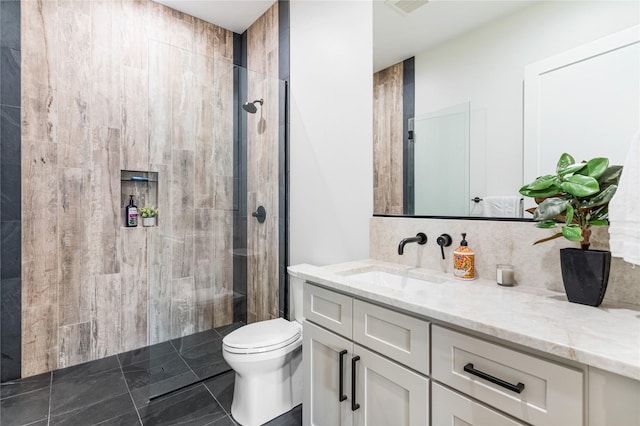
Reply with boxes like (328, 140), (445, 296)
(370, 216), (640, 307)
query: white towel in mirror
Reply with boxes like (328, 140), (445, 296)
(475, 196), (522, 218)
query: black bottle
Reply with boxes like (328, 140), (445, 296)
(126, 195), (138, 227)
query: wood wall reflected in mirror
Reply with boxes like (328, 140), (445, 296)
(373, 62), (404, 215)
(373, 57), (415, 215)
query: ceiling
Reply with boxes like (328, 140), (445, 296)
(152, 0), (538, 72)
(373, 0), (538, 71)
(153, 0), (275, 34)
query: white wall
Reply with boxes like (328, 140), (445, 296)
(414, 1), (640, 202)
(289, 0), (373, 266)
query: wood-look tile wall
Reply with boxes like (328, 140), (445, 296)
(21, 0), (235, 377)
(373, 62), (404, 215)
(246, 2), (280, 323)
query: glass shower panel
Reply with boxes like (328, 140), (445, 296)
(245, 68), (285, 324)
(144, 40), (286, 401)
(412, 103), (470, 216)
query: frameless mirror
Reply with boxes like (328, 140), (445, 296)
(372, 0), (640, 218)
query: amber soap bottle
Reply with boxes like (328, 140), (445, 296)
(453, 233), (475, 280)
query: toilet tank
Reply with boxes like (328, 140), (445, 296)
(289, 275), (304, 323)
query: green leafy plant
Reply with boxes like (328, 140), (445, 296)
(139, 206), (158, 218)
(519, 153), (622, 250)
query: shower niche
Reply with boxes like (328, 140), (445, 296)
(120, 170), (158, 227)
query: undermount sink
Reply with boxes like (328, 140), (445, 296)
(347, 270), (447, 291)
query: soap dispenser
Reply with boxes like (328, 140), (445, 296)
(126, 195), (138, 227)
(453, 233), (475, 280)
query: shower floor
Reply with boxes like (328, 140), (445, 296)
(0, 323), (302, 425)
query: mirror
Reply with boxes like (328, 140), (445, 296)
(372, 0), (640, 218)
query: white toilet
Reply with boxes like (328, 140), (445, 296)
(222, 278), (304, 426)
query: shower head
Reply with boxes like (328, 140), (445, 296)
(242, 99), (263, 114)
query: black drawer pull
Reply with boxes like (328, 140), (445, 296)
(463, 363), (525, 394)
(351, 356), (361, 411)
(339, 350), (348, 402)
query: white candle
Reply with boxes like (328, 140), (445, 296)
(497, 264), (515, 286)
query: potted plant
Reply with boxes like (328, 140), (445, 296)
(140, 206), (158, 227)
(519, 153), (622, 307)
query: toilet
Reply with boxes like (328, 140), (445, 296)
(222, 278), (304, 426)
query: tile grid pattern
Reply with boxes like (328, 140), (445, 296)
(1, 325), (253, 425)
(21, 0), (237, 378)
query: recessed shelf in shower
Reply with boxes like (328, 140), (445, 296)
(120, 170), (159, 227)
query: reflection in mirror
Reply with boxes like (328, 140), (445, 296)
(412, 103), (470, 216)
(372, 0), (640, 218)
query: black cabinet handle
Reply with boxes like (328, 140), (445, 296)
(339, 350), (348, 402)
(464, 363), (525, 394)
(351, 356), (361, 411)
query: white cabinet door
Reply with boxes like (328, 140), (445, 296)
(353, 344), (429, 426)
(304, 321), (354, 426)
(588, 367), (640, 426)
(432, 383), (525, 426)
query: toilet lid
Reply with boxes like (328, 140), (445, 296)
(223, 318), (301, 354)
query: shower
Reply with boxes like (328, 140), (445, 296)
(242, 98), (263, 114)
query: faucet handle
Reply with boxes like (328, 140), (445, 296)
(436, 234), (452, 260)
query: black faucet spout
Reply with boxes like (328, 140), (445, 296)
(398, 233), (428, 255)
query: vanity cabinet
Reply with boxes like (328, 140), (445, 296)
(302, 280), (640, 426)
(293, 261), (640, 426)
(303, 283), (429, 426)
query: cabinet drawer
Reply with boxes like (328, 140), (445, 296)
(432, 383), (525, 426)
(353, 299), (429, 375)
(304, 282), (353, 339)
(432, 326), (583, 426)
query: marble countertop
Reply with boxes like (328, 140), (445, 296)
(288, 259), (640, 381)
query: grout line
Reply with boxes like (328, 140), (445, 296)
(191, 381), (232, 426)
(117, 352), (144, 425)
(169, 338), (199, 379)
(202, 373), (233, 418)
(47, 371), (53, 426)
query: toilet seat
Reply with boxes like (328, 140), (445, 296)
(223, 318), (302, 354)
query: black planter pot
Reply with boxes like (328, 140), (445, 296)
(559, 248), (611, 307)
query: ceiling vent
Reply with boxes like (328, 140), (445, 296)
(385, 0), (429, 16)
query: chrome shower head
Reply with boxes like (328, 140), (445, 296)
(242, 99), (263, 114)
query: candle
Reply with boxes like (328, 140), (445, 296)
(497, 264), (515, 286)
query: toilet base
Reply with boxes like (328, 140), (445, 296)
(229, 348), (302, 426)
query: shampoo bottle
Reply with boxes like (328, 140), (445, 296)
(126, 195), (138, 227)
(453, 233), (475, 280)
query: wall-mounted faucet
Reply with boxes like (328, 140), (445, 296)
(398, 233), (427, 255)
(436, 234), (453, 260)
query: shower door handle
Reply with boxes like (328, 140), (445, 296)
(252, 206), (266, 223)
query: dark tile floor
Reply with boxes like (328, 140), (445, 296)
(1, 323), (302, 426)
